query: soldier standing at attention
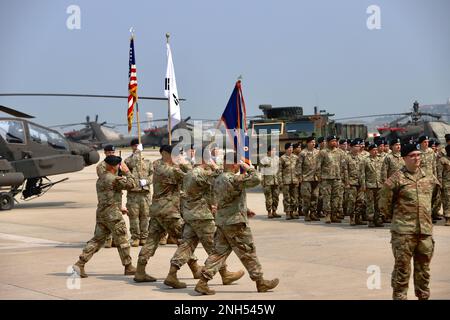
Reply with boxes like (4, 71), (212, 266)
(381, 139), (404, 183)
(298, 137), (320, 221)
(293, 143), (303, 216)
(316, 137), (326, 217)
(379, 144), (439, 300)
(335, 139), (347, 219)
(164, 149), (245, 289)
(436, 145), (450, 226)
(279, 143), (300, 219)
(73, 155), (137, 278)
(259, 146), (282, 219)
(96, 144), (119, 248)
(316, 135), (347, 224)
(194, 152), (279, 295)
(124, 139), (153, 247)
(418, 135), (439, 223)
(361, 144), (384, 228)
(344, 140), (366, 225)
(134, 145), (201, 283)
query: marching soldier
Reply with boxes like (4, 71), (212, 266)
(361, 144), (384, 228)
(280, 143), (300, 219)
(336, 139), (347, 219)
(194, 152), (279, 295)
(344, 140), (366, 225)
(260, 146), (282, 218)
(125, 139), (153, 247)
(164, 150), (244, 289)
(72, 155), (137, 278)
(316, 135), (347, 223)
(436, 145), (450, 226)
(298, 137), (320, 221)
(293, 143), (303, 216)
(134, 145), (201, 283)
(96, 144), (119, 248)
(379, 144), (439, 300)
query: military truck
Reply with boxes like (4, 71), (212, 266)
(249, 105), (367, 164)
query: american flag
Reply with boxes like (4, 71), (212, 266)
(127, 36), (138, 133)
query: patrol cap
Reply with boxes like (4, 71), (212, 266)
(401, 143), (419, 157)
(306, 136), (315, 143)
(130, 138), (139, 146)
(317, 137), (325, 143)
(417, 135), (429, 144)
(445, 134), (450, 141)
(292, 143), (300, 149)
(428, 139), (436, 148)
(104, 155), (122, 166)
(389, 138), (401, 146)
(339, 139), (346, 144)
(103, 144), (115, 152)
(326, 135), (337, 142)
(285, 142), (293, 149)
(347, 139), (352, 144)
(368, 144), (377, 151)
(159, 144), (173, 154)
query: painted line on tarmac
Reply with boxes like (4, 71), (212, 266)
(0, 232), (65, 249)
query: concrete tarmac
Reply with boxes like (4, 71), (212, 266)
(0, 150), (449, 300)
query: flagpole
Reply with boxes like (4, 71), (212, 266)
(166, 33), (172, 145)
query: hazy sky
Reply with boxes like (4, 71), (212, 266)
(1, 0), (449, 133)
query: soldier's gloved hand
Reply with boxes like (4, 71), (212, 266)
(121, 207), (129, 215)
(139, 179), (147, 187)
(137, 144), (143, 151)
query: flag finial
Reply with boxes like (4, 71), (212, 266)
(166, 32), (170, 43)
(237, 75), (243, 81)
(129, 27), (135, 35)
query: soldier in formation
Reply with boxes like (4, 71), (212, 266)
(259, 146), (282, 219)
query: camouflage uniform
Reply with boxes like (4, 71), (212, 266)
(379, 167), (439, 300)
(361, 155), (383, 225)
(170, 165), (220, 268)
(96, 161), (114, 246)
(77, 171), (137, 266)
(344, 152), (365, 224)
(259, 155), (281, 214)
(279, 153), (299, 218)
(436, 155), (450, 223)
(336, 148), (347, 218)
(316, 147), (347, 223)
(137, 159), (196, 266)
(297, 148), (319, 220)
(201, 168), (264, 281)
(420, 147), (439, 220)
(380, 152), (405, 183)
(124, 151), (153, 243)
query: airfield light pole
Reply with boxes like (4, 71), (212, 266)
(166, 32), (172, 145)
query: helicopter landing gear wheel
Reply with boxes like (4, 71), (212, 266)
(0, 192), (14, 210)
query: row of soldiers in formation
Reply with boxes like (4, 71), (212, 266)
(72, 139), (279, 295)
(260, 134), (450, 227)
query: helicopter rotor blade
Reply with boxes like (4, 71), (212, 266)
(0, 93), (186, 101)
(0, 105), (35, 118)
(334, 113), (409, 121)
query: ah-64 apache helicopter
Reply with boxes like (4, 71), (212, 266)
(0, 105), (99, 210)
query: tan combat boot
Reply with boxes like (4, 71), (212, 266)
(324, 213), (331, 224)
(188, 260), (202, 279)
(268, 211), (274, 219)
(124, 263), (136, 275)
(131, 239), (140, 247)
(195, 276), (215, 295)
(219, 267), (245, 285)
(104, 237), (112, 248)
(139, 239), (146, 246)
(164, 265), (187, 289)
(292, 211), (300, 219)
(159, 233), (168, 245)
(133, 262), (157, 282)
(350, 215), (356, 226)
(73, 260), (88, 278)
(445, 218), (450, 226)
(286, 212), (293, 220)
(256, 278), (280, 292)
(272, 210), (281, 218)
(310, 213), (320, 221)
(331, 214), (342, 223)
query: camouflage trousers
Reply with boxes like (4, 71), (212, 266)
(432, 185), (442, 218)
(170, 219), (227, 273)
(201, 223), (263, 281)
(391, 233), (434, 300)
(441, 185), (450, 218)
(263, 185), (280, 212)
(337, 180), (345, 216)
(126, 192), (151, 240)
(365, 188), (381, 222)
(297, 184), (302, 213)
(282, 184), (298, 213)
(300, 181), (319, 216)
(320, 179), (340, 217)
(137, 216), (197, 266)
(79, 213), (131, 266)
(346, 186), (365, 221)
